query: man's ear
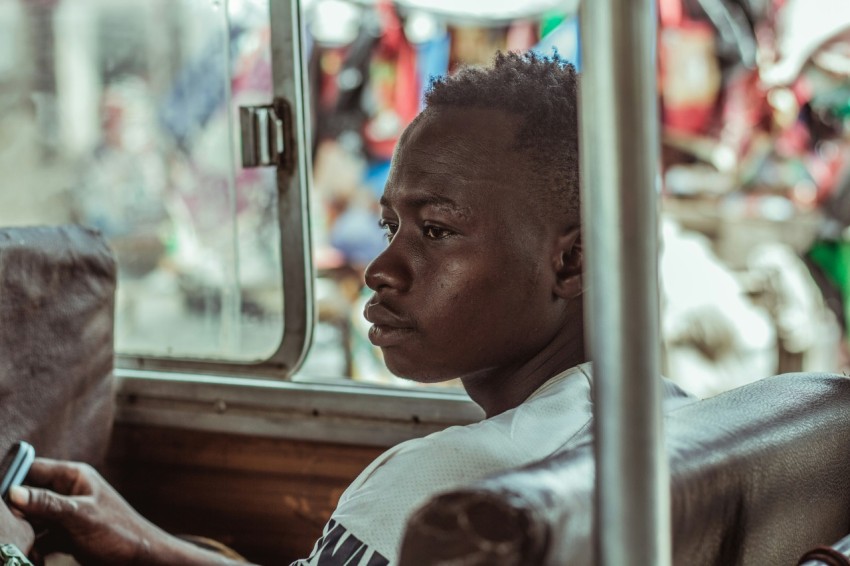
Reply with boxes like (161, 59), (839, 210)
(553, 226), (583, 300)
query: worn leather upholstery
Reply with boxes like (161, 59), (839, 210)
(400, 373), (850, 566)
(0, 226), (116, 465)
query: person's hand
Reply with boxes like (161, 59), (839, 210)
(8, 458), (170, 566)
(0, 496), (34, 554)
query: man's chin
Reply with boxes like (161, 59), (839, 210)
(382, 355), (457, 385)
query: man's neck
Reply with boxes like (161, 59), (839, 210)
(460, 320), (587, 418)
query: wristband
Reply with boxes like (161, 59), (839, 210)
(0, 544), (32, 566)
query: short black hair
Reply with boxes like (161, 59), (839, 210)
(423, 51), (580, 227)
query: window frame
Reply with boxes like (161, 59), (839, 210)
(116, 368), (482, 447)
(116, 0), (313, 379)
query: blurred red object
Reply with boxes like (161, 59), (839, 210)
(660, 19), (722, 134)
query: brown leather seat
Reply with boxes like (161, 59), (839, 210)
(400, 373), (850, 566)
(0, 225), (116, 465)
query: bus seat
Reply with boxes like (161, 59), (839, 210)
(399, 372), (850, 566)
(0, 225), (116, 465)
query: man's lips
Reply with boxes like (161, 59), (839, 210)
(364, 303), (415, 347)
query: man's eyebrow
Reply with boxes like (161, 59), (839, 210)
(379, 193), (471, 219)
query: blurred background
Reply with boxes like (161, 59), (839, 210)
(1, 0), (849, 397)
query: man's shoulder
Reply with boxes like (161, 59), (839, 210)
(327, 421), (520, 563)
(324, 367), (597, 563)
(369, 421), (504, 479)
(356, 370), (596, 489)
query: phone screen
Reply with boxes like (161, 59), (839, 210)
(0, 441), (35, 502)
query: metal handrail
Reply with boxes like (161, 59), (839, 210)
(579, 1), (672, 564)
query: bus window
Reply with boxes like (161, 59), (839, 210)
(0, 0), (290, 367)
(0, 0), (580, 387)
(0, 0), (584, 395)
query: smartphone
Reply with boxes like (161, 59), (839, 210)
(0, 441), (35, 503)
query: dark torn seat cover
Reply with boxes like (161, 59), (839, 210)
(0, 225), (116, 465)
(400, 373), (850, 566)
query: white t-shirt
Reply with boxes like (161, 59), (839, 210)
(292, 364), (693, 565)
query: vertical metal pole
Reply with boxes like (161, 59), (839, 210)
(579, 1), (671, 566)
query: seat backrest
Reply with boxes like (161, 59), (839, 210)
(0, 225), (116, 465)
(400, 373), (850, 566)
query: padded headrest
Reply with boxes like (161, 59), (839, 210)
(400, 373), (850, 566)
(0, 225), (116, 465)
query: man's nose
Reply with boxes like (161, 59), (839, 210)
(364, 239), (411, 292)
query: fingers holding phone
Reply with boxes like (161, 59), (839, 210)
(1, 441), (35, 505)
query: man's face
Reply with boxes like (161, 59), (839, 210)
(363, 107), (569, 383)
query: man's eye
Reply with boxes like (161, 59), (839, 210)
(378, 220), (398, 240)
(423, 225), (452, 240)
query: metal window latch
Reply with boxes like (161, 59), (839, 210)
(240, 104), (285, 168)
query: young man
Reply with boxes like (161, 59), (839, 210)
(0, 52), (691, 565)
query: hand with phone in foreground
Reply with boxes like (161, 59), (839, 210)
(9, 459), (254, 566)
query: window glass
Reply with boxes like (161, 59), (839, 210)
(0, 0), (283, 362)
